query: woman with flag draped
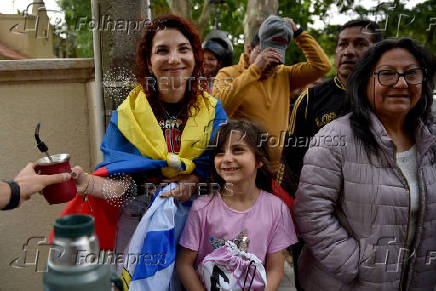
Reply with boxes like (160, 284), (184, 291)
(66, 14), (227, 271)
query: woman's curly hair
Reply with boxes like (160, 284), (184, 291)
(136, 14), (206, 122)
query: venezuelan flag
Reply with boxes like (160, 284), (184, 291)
(95, 85), (227, 179)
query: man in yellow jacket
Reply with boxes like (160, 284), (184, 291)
(212, 15), (331, 173)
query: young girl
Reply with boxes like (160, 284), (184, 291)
(176, 120), (297, 291)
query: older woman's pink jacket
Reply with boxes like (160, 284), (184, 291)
(293, 112), (436, 291)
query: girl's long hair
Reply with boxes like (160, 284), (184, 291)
(208, 120), (273, 193)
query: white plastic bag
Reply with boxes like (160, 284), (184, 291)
(199, 241), (267, 291)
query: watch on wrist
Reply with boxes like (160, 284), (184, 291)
(2, 180), (20, 210)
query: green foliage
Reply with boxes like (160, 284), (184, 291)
(54, 0), (436, 67)
(193, 0), (247, 64)
(55, 0), (172, 58)
(280, 0), (436, 74)
(55, 0), (93, 58)
(306, 25), (340, 77)
(150, 0), (171, 17)
(278, 0), (342, 68)
(412, 0), (436, 48)
(357, 0), (436, 50)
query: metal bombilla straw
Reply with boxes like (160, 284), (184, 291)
(35, 123), (53, 162)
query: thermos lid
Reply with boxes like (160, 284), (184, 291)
(54, 215), (95, 238)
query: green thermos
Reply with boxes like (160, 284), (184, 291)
(43, 215), (112, 291)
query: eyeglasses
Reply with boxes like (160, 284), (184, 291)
(373, 68), (426, 86)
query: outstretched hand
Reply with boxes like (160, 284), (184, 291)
(15, 163), (71, 202)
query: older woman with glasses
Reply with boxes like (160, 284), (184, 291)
(293, 38), (436, 290)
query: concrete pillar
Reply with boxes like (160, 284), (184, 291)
(95, 0), (148, 125)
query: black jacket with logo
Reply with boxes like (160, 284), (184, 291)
(278, 77), (346, 197)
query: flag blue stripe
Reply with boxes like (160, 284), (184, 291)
(132, 228), (176, 280)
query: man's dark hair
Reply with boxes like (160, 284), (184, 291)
(250, 31), (260, 48)
(337, 19), (382, 44)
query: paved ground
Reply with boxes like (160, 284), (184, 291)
(278, 259), (296, 291)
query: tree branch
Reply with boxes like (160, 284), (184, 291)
(197, 0), (212, 36)
(168, 0), (192, 20)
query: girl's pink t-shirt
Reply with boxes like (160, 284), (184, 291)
(179, 191), (297, 267)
